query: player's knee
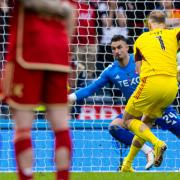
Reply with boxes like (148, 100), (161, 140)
(109, 119), (125, 132)
(108, 124), (122, 142)
(122, 119), (130, 129)
(111, 117), (128, 128)
(108, 124), (133, 146)
(108, 124), (126, 140)
(111, 118), (124, 126)
(108, 124), (119, 135)
(122, 111), (136, 129)
(47, 108), (69, 131)
(14, 128), (31, 141)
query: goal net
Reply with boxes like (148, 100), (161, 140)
(0, 0), (180, 172)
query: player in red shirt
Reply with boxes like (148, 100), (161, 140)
(1, 0), (75, 179)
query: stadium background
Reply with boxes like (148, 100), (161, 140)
(0, 0), (180, 174)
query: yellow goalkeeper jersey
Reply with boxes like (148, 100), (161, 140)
(134, 27), (180, 78)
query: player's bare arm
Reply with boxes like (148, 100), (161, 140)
(134, 47), (142, 74)
(134, 39), (143, 75)
(19, 0), (73, 19)
(135, 61), (142, 74)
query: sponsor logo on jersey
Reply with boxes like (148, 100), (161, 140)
(118, 77), (140, 87)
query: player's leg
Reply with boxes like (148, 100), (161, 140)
(122, 97), (162, 147)
(3, 61), (43, 180)
(124, 75), (178, 153)
(120, 110), (155, 171)
(120, 76), (177, 171)
(45, 72), (71, 180)
(109, 117), (154, 155)
(132, 77), (179, 168)
(155, 106), (180, 138)
(13, 110), (34, 180)
(142, 115), (167, 167)
(121, 110), (168, 171)
(121, 113), (162, 171)
(109, 117), (134, 146)
(109, 117), (154, 170)
(47, 106), (71, 180)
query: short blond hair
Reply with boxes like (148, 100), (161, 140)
(148, 10), (166, 24)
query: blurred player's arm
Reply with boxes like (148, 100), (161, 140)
(66, 2), (76, 39)
(19, 0), (73, 19)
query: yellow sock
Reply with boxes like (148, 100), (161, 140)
(126, 135), (145, 163)
(128, 119), (159, 145)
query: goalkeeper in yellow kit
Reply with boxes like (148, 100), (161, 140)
(121, 10), (180, 172)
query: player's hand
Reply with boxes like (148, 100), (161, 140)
(68, 93), (77, 104)
(0, 0), (8, 13)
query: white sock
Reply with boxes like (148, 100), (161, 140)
(141, 144), (153, 154)
(23, 168), (33, 176)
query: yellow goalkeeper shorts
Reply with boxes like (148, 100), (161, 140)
(125, 75), (178, 119)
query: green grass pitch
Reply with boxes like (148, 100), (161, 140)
(0, 172), (179, 180)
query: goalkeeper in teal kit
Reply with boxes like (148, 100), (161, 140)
(69, 35), (180, 170)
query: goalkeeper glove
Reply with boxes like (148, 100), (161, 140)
(68, 93), (77, 103)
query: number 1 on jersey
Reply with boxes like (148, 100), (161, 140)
(156, 36), (165, 50)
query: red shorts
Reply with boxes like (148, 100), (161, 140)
(5, 62), (68, 110)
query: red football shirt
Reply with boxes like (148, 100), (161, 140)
(7, 1), (72, 72)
